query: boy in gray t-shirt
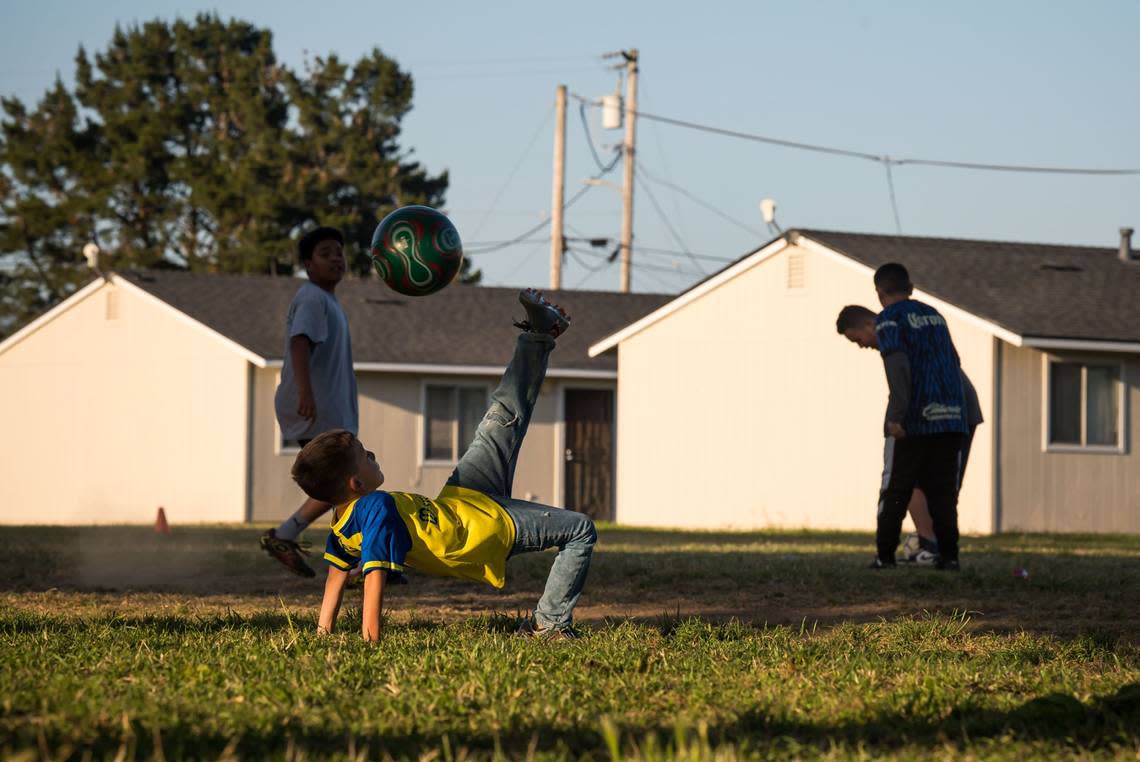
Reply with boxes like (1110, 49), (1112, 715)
(261, 226), (359, 577)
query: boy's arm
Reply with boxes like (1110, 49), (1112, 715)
(317, 566), (349, 634)
(882, 352), (911, 437)
(290, 334), (317, 420)
(361, 570), (386, 641)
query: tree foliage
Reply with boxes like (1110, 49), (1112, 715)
(0, 13), (477, 338)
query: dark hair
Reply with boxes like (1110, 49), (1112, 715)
(298, 226), (345, 262)
(291, 430), (358, 503)
(873, 262), (913, 296)
(836, 304), (877, 334)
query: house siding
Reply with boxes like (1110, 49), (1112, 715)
(0, 281), (248, 524)
(998, 343), (1140, 532)
(613, 242), (996, 533)
(249, 370), (568, 522)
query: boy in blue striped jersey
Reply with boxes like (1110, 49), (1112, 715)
(868, 263), (968, 570)
(836, 304), (983, 566)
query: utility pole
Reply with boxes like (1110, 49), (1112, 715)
(619, 49), (639, 293)
(550, 84), (567, 290)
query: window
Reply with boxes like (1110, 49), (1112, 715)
(424, 384), (488, 462)
(1046, 359), (1124, 450)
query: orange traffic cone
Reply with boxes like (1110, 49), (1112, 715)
(154, 506), (170, 534)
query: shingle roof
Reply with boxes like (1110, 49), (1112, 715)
(798, 229), (1140, 343)
(123, 271), (671, 371)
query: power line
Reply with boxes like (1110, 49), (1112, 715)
(883, 160), (902, 233)
(634, 170), (705, 274)
(578, 100), (622, 173)
(470, 104), (555, 240)
(635, 245), (733, 263)
(637, 164), (767, 238)
(464, 237), (547, 247)
(464, 182), (592, 255)
(465, 150), (623, 256)
(627, 107), (1140, 176)
(640, 78), (691, 244)
(571, 246), (704, 277)
(416, 66), (604, 82)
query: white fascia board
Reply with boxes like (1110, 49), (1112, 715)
(1022, 337), (1140, 354)
(263, 359), (616, 379)
(0, 278), (107, 358)
(114, 275), (268, 368)
(587, 237), (792, 357)
(795, 236), (1027, 348)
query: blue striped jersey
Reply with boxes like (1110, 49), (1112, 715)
(875, 299), (968, 436)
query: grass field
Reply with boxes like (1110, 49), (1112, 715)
(1, 525), (1139, 760)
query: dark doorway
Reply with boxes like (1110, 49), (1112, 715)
(563, 388), (614, 521)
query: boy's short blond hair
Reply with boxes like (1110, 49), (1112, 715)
(292, 430), (358, 504)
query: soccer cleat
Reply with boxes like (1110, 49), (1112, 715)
(936, 559), (961, 572)
(516, 619), (581, 641)
(868, 557), (897, 570)
(259, 529), (315, 578)
(514, 288), (570, 338)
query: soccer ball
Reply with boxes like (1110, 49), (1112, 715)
(901, 532), (921, 558)
(370, 205), (464, 296)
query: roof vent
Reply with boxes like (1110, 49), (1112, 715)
(1039, 262), (1083, 273)
(1120, 227), (1134, 263)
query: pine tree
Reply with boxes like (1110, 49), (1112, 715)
(0, 14), (474, 339)
(283, 50), (461, 278)
(0, 79), (98, 335)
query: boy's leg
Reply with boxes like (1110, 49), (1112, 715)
(447, 290), (568, 498)
(446, 333), (553, 498)
(876, 436), (924, 564)
(906, 490), (936, 541)
(505, 499), (596, 631)
(916, 433), (964, 566)
(275, 497), (332, 541)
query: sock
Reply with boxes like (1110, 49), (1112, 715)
(274, 510), (310, 542)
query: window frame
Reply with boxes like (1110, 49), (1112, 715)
(1041, 354), (1127, 454)
(419, 381), (490, 466)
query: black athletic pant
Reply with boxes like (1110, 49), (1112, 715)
(878, 432), (965, 563)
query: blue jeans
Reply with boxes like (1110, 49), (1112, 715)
(446, 333), (597, 630)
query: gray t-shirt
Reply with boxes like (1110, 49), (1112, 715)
(274, 281), (359, 441)
(962, 370), (983, 428)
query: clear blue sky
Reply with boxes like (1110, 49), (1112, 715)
(2, 0), (1138, 293)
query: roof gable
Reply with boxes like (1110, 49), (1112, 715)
(590, 229), (1140, 355)
(802, 230), (1140, 344)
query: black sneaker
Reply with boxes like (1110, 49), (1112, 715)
(869, 557), (897, 570)
(514, 288), (570, 338)
(259, 529), (315, 578)
(936, 559), (960, 572)
(899, 548), (940, 566)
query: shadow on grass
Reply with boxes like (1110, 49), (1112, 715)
(7, 683), (1139, 759)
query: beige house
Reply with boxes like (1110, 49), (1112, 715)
(590, 229), (1140, 534)
(0, 273), (667, 525)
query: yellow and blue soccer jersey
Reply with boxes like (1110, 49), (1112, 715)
(875, 299), (968, 436)
(323, 485), (516, 588)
